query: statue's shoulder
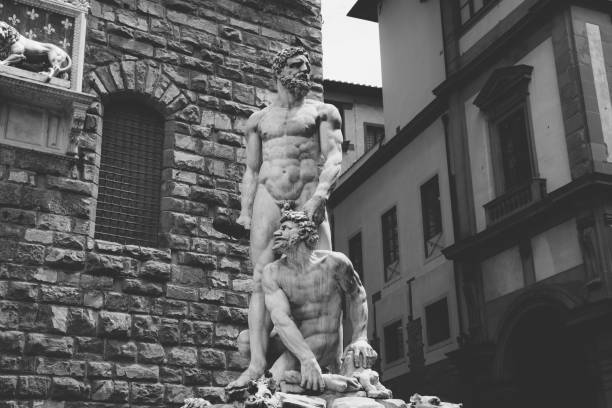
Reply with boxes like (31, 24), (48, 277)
(313, 101), (341, 123)
(246, 107), (269, 130)
(314, 250), (350, 267)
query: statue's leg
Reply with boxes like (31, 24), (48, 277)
(227, 187), (280, 389)
(269, 351), (299, 381)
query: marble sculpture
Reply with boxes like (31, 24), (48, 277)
(0, 21), (72, 81)
(185, 46), (461, 408)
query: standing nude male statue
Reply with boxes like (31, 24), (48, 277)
(228, 46), (343, 389)
(260, 210), (377, 391)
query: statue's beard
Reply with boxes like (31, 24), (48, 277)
(279, 73), (310, 99)
(273, 235), (301, 255)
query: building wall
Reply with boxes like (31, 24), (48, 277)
(464, 37), (570, 232)
(459, 0), (526, 54)
(0, 0), (322, 406)
(378, 0), (445, 134)
(331, 118), (457, 381)
(324, 88), (384, 173)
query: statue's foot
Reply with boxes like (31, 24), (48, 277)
(226, 367), (263, 390)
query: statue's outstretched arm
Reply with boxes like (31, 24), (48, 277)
(336, 255), (377, 368)
(237, 110), (264, 229)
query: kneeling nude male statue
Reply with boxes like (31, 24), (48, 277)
(228, 45), (343, 389)
(236, 209), (379, 394)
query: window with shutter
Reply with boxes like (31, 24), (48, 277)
(95, 99), (164, 247)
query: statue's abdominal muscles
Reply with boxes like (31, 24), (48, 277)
(260, 136), (318, 201)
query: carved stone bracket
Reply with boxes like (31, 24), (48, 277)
(0, 68), (95, 156)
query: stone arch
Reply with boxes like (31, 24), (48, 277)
(492, 285), (581, 379)
(491, 286), (593, 407)
(86, 59), (200, 123)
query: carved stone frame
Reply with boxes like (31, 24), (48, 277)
(1, 0), (88, 91)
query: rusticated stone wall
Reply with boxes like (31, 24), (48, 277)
(0, 0), (322, 407)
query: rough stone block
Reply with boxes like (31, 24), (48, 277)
(198, 348), (226, 369)
(130, 382), (164, 404)
(0, 331), (25, 354)
(6, 282), (38, 302)
(45, 248), (85, 270)
(87, 362), (113, 378)
(214, 324), (239, 348)
(16, 376), (51, 398)
(166, 346), (198, 366)
(194, 386), (226, 403)
(67, 308), (97, 336)
(165, 383), (194, 403)
(98, 311), (131, 339)
(122, 279), (163, 297)
(183, 367), (212, 385)
(161, 366), (182, 383)
(25, 333), (74, 357)
(137, 343), (165, 364)
(34, 358), (85, 377)
(86, 253), (129, 276)
(133, 315), (159, 343)
(50, 377), (89, 400)
(91, 380), (129, 402)
(0, 376), (17, 398)
(39, 286), (81, 305)
(139, 260), (172, 281)
(105, 341), (137, 362)
(189, 303), (219, 321)
(158, 319), (180, 345)
(115, 363), (159, 381)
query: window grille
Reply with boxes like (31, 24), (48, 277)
(364, 123), (384, 152)
(381, 206), (400, 282)
(421, 175), (443, 258)
(95, 100), (164, 247)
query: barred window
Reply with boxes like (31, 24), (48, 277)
(459, 0), (494, 25)
(381, 206), (400, 282)
(364, 123), (384, 152)
(421, 175), (443, 258)
(95, 99), (164, 247)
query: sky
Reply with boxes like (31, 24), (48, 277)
(321, 0), (382, 87)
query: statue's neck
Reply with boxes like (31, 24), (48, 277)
(276, 81), (304, 108)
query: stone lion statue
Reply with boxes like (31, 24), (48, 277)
(0, 21), (72, 81)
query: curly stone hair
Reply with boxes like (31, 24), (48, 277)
(0, 22), (20, 51)
(271, 46), (309, 77)
(280, 209), (319, 249)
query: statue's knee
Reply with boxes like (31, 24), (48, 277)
(238, 330), (250, 356)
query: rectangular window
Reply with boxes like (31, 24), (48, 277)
(381, 207), (400, 282)
(348, 232), (364, 281)
(425, 297), (451, 346)
(421, 175), (443, 258)
(384, 320), (404, 363)
(364, 123), (385, 152)
(494, 106), (533, 193)
(459, 0), (493, 25)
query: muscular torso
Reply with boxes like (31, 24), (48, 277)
(269, 251), (345, 363)
(256, 101), (323, 202)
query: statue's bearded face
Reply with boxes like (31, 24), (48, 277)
(278, 54), (311, 99)
(272, 220), (302, 254)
